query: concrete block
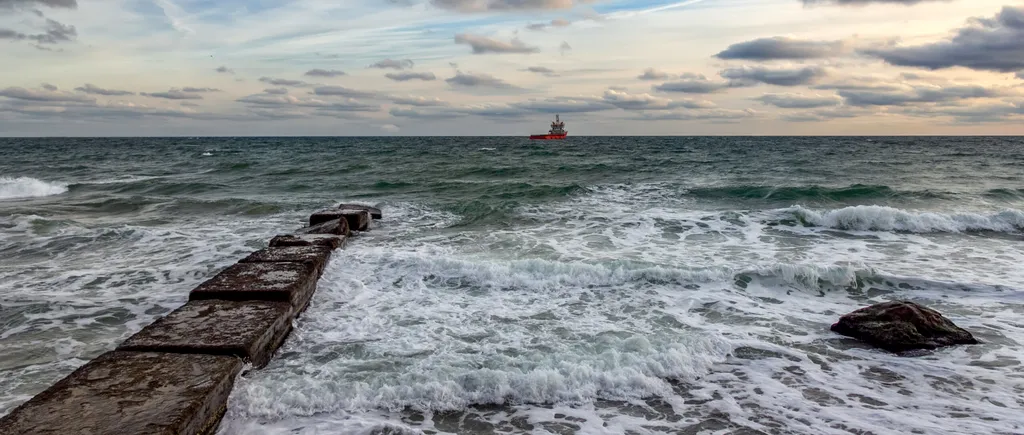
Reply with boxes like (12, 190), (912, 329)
(189, 262), (318, 312)
(298, 217), (349, 237)
(118, 300), (293, 367)
(269, 233), (346, 249)
(238, 245), (332, 278)
(309, 209), (370, 231)
(0, 351), (242, 435)
(336, 203), (382, 219)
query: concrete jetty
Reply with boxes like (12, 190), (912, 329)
(0, 203), (379, 435)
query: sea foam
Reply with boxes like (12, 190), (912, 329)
(0, 176), (68, 200)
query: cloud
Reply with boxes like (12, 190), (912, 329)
(755, 93), (843, 108)
(311, 85), (378, 98)
(653, 73), (733, 93)
(75, 83), (135, 96)
(1018, 71), (1024, 80)
(720, 65), (829, 86)
(782, 106), (873, 122)
(838, 84), (1009, 106)
(454, 33), (539, 54)
(638, 68), (672, 81)
(445, 71), (519, 89)
(431, 0), (592, 12)
(215, 66), (234, 74)
(41, 83), (57, 91)
(1, 18), (75, 46)
(370, 59), (415, 70)
(384, 72), (437, 81)
(0, 86), (93, 102)
(259, 77), (309, 87)
(636, 108), (756, 121)
(389, 95), (449, 106)
(141, 89), (204, 100)
(560, 41), (572, 56)
(800, 0), (947, 6)
(264, 88), (288, 95)
(305, 69), (347, 77)
(526, 18), (571, 30)
(525, 66), (558, 77)
(237, 93), (380, 112)
(601, 89), (715, 110)
(0, 0), (76, 10)
(180, 87), (220, 93)
(512, 97), (613, 114)
(899, 101), (1024, 123)
(860, 6), (1024, 73)
(715, 37), (847, 60)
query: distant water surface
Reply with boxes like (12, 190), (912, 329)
(1, 137), (1023, 434)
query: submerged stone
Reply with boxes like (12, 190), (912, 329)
(189, 262), (319, 312)
(118, 299), (293, 367)
(336, 203), (382, 220)
(269, 233), (346, 249)
(831, 300), (979, 353)
(298, 217), (350, 237)
(0, 351), (241, 435)
(309, 209), (370, 231)
(238, 245), (333, 278)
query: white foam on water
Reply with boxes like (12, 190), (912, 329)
(0, 176), (68, 200)
(221, 186), (1024, 434)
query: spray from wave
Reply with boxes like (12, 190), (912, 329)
(0, 177), (69, 200)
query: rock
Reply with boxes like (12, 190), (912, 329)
(297, 218), (349, 237)
(269, 234), (346, 249)
(118, 300), (293, 367)
(831, 301), (979, 353)
(336, 203), (382, 220)
(309, 209), (370, 232)
(0, 351), (241, 435)
(189, 262), (319, 313)
(238, 245), (333, 278)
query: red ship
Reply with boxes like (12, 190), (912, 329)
(529, 114), (567, 140)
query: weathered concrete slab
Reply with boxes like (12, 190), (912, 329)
(118, 300), (292, 367)
(269, 233), (346, 249)
(239, 245), (332, 278)
(298, 217), (349, 237)
(189, 261), (318, 312)
(0, 351), (241, 435)
(309, 209), (370, 232)
(336, 203), (382, 220)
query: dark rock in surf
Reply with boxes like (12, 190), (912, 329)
(309, 209), (370, 231)
(269, 233), (346, 249)
(298, 217), (350, 237)
(337, 203), (382, 220)
(831, 301), (978, 353)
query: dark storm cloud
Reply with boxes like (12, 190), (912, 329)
(860, 6), (1024, 72)
(305, 69), (347, 77)
(75, 83), (135, 96)
(384, 72), (437, 81)
(715, 37), (847, 60)
(454, 33), (539, 54)
(755, 93), (843, 108)
(370, 59), (415, 70)
(720, 65), (829, 86)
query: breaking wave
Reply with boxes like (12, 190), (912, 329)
(784, 205), (1024, 233)
(0, 176), (68, 200)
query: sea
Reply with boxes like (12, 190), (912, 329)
(1, 137), (1023, 435)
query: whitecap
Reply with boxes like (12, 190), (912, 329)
(0, 176), (68, 200)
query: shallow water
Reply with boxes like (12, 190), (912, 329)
(1, 137), (1023, 434)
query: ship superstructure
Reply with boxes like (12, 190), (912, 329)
(529, 115), (568, 140)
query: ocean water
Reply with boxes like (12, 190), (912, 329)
(1, 137), (1023, 435)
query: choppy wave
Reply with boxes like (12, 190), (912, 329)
(0, 177), (68, 200)
(785, 205), (1024, 233)
(688, 184), (944, 202)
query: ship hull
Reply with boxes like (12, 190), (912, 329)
(529, 134), (567, 140)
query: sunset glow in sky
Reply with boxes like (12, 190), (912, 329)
(1, 0), (1023, 135)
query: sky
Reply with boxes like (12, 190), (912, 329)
(1, 0), (1023, 136)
